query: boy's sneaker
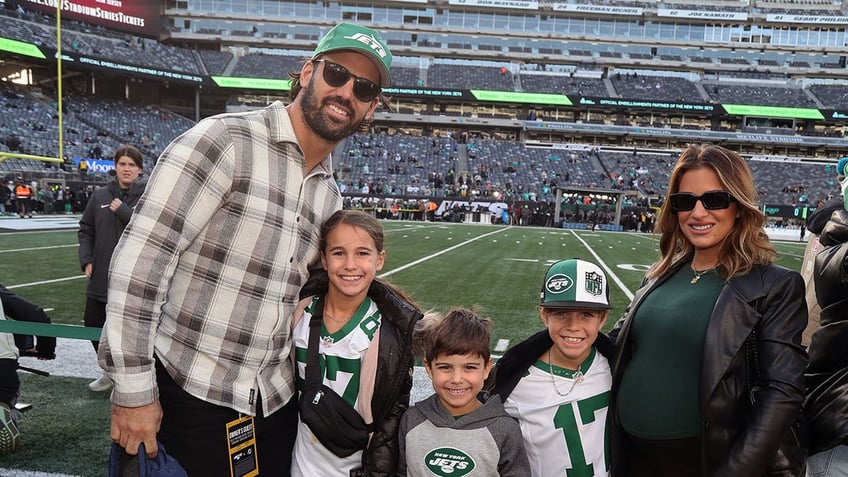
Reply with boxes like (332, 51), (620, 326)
(0, 403), (20, 455)
(89, 373), (113, 392)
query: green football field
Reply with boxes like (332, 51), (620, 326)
(0, 222), (807, 343)
(0, 221), (807, 476)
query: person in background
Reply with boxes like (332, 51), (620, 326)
(797, 195), (843, 346)
(609, 144), (808, 476)
(804, 157), (848, 477)
(0, 304), (22, 456)
(78, 145), (146, 393)
(99, 22), (393, 476)
(400, 307), (529, 476)
(290, 209), (421, 476)
(14, 178), (31, 218)
(0, 181), (9, 216)
(485, 258), (615, 477)
(0, 283), (56, 361)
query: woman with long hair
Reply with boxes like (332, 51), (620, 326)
(609, 144), (808, 476)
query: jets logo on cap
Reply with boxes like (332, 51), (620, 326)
(584, 271), (604, 296)
(545, 274), (574, 294)
(345, 33), (387, 58)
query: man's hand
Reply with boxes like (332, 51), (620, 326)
(84, 263), (93, 278)
(109, 198), (123, 212)
(111, 401), (163, 458)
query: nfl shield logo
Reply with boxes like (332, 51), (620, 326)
(584, 271), (603, 296)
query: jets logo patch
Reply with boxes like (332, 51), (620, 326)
(424, 447), (475, 476)
(545, 274), (574, 294)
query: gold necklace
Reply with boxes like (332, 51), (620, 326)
(324, 310), (351, 324)
(548, 348), (584, 397)
(690, 266), (716, 284)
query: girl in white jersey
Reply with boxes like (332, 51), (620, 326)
(290, 209), (422, 476)
(485, 258), (617, 477)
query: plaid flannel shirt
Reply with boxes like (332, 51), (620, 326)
(100, 101), (342, 415)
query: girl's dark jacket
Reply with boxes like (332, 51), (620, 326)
(300, 275), (423, 477)
(78, 178), (147, 301)
(608, 256), (808, 476)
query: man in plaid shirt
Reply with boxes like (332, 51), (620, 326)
(99, 23), (393, 476)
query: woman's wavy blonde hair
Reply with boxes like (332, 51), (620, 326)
(648, 144), (775, 280)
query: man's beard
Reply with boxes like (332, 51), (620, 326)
(300, 79), (367, 142)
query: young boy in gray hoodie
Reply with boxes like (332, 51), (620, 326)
(398, 307), (529, 476)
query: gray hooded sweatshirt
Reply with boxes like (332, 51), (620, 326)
(398, 393), (529, 476)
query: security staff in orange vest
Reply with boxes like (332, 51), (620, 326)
(14, 180), (31, 218)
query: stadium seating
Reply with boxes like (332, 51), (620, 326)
(230, 53), (305, 80)
(610, 74), (703, 103)
(428, 64), (514, 92)
(198, 50), (235, 76)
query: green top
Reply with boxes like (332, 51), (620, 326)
(617, 263), (723, 439)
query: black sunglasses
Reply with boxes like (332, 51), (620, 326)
(312, 59), (381, 103)
(668, 190), (736, 211)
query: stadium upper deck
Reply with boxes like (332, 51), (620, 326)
(3, 0), (848, 161)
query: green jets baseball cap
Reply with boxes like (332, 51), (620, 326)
(312, 23), (393, 88)
(540, 259), (611, 310)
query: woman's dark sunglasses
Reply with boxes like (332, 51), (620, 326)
(668, 190), (736, 211)
(312, 59), (381, 103)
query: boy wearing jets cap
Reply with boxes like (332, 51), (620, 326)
(485, 258), (616, 477)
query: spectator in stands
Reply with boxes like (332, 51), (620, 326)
(609, 144), (808, 476)
(78, 145), (146, 392)
(98, 22), (392, 476)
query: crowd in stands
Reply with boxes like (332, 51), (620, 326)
(0, 4), (845, 221)
(1, 82), (192, 176)
(5, 7), (848, 111)
(335, 132), (839, 210)
(0, 10), (199, 76)
(1, 73), (841, 216)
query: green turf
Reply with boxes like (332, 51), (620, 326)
(0, 222), (808, 475)
(0, 225), (808, 343)
(0, 374), (111, 476)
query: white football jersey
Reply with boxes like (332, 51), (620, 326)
(290, 296), (381, 476)
(503, 348), (611, 477)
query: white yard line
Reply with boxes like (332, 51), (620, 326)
(569, 229), (635, 301)
(0, 244), (77, 254)
(5, 275), (86, 289)
(379, 227), (511, 278)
